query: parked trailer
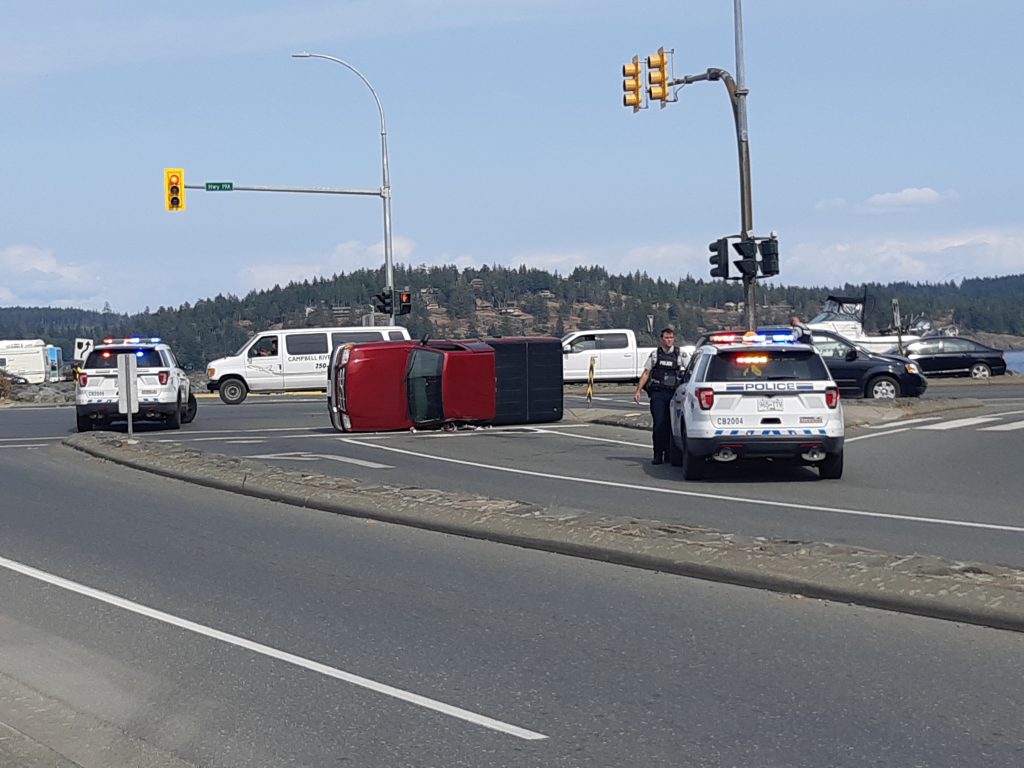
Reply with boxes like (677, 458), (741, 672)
(0, 339), (63, 384)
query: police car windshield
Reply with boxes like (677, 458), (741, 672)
(706, 349), (829, 382)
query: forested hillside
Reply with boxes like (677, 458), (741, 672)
(2, 266), (1022, 369)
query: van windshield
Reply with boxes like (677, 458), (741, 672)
(406, 349), (444, 425)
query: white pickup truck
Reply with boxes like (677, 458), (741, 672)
(560, 329), (657, 382)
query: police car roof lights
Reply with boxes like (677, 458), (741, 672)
(707, 329), (800, 345)
(101, 337), (162, 345)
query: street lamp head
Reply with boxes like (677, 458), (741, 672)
(291, 52), (312, 58)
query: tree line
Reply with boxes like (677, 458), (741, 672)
(1, 266), (1021, 369)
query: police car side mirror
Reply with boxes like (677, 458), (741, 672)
(845, 349), (858, 362)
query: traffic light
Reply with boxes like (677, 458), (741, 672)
(373, 289), (393, 315)
(398, 287), (412, 316)
(758, 236), (780, 277)
(732, 238), (759, 277)
(622, 56), (644, 112)
(709, 238), (730, 279)
(647, 47), (670, 104)
(164, 168), (185, 211)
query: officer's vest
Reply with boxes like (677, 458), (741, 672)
(648, 347), (682, 392)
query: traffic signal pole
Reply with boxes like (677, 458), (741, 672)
(732, 0), (756, 331)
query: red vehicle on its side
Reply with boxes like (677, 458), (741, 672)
(327, 337), (563, 432)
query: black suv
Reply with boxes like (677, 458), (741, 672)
(808, 329), (927, 399)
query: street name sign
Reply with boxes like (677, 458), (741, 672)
(205, 182), (234, 191)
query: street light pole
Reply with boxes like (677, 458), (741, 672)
(292, 52), (395, 324)
(732, 0), (756, 330)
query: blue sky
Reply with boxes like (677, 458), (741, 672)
(2, 1), (1022, 313)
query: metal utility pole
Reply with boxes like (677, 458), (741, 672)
(732, 0), (756, 329)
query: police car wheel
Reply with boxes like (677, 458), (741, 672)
(76, 414), (92, 433)
(182, 393), (198, 424)
(669, 440), (683, 467)
(818, 450), (844, 480)
(166, 397), (182, 430)
(679, 427), (705, 481)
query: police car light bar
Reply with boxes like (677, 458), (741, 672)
(101, 337), (161, 345)
(708, 329), (799, 345)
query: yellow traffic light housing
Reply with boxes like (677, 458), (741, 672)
(647, 47), (671, 104)
(622, 56), (644, 112)
(164, 168), (185, 211)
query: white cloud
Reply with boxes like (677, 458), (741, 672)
(0, 244), (101, 307)
(862, 186), (958, 212)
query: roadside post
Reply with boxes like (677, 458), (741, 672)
(117, 353), (139, 438)
(586, 356), (597, 405)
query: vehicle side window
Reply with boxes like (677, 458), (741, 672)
(597, 333), (628, 350)
(407, 349), (444, 425)
(692, 354), (711, 382)
(569, 336), (597, 353)
(910, 340), (941, 355)
(249, 336), (280, 358)
(388, 331), (406, 340)
(331, 331), (385, 347)
(285, 333), (329, 355)
(812, 334), (850, 359)
(163, 350), (178, 368)
(939, 338), (973, 353)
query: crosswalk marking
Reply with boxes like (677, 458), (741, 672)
(917, 416), (1004, 431)
(979, 420), (1024, 432)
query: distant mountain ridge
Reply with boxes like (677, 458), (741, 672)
(2, 266), (1023, 369)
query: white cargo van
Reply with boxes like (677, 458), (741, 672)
(0, 339), (63, 384)
(206, 326), (411, 404)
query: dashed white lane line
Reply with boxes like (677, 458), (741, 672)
(865, 417), (941, 429)
(341, 439), (1024, 534)
(0, 554), (546, 741)
(980, 420), (1024, 432)
(917, 416), (1004, 430)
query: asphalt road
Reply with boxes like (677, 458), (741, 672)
(1, 445), (1022, 767)
(5, 385), (1024, 572)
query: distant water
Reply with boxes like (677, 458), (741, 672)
(1005, 350), (1024, 374)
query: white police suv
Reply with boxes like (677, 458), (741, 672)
(670, 329), (844, 480)
(75, 338), (196, 432)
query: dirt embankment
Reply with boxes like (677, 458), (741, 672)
(968, 331), (1024, 350)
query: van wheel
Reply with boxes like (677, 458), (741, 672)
(182, 393), (198, 424)
(867, 375), (900, 399)
(166, 397), (182, 430)
(76, 414), (92, 432)
(219, 379), (247, 405)
(818, 450), (844, 479)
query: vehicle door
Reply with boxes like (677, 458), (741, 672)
(937, 338), (976, 375)
(162, 348), (189, 399)
(243, 334), (284, 392)
(811, 333), (861, 396)
(906, 339), (944, 374)
(596, 332), (632, 379)
(562, 334), (599, 380)
(282, 332), (330, 390)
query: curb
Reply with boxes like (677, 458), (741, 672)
(64, 433), (1024, 633)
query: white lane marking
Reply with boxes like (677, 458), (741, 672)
(865, 417), (940, 429)
(224, 439), (268, 444)
(845, 428), (913, 442)
(0, 435), (64, 443)
(980, 420), (1024, 432)
(918, 416), (1004, 430)
(0, 443), (46, 449)
(248, 451), (393, 469)
(0, 554), (546, 741)
(530, 428), (648, 449)
(342, 439), (1024, 534)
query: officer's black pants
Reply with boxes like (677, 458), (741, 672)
(649, 389), (674, 461)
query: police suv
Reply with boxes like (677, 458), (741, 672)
(75, 338), (196, 432)
(670, 329), (844, 480)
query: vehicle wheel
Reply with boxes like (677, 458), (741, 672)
(679, 424), (705, 481)
(669, 439), (683, 467)
(970, 362), (991, 379)
(76, 414), (92, 432)
(166, 397), (182, 430)
(867, 375), (900, 400)
(182, 393), (198, 424)
(818, 450), (844, 480)
(218, 378), (248, 405)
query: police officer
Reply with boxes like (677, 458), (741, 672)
(634, 327), (690, 465)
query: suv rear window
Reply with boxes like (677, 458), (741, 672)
(706, 349), (829, 382)
(85, 348), (164, 369)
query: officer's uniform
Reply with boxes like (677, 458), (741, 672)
(643, 346), (689, 463)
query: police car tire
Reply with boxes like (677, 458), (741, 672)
(219, 378), (248, 405)
(669, 440), (683, 467)
(166, 397), (182, 430)
(679, 427), (705, 480)
(182, 393), (198, 424)
(818, 450), (844, 480)
(76, 414), (92, 433)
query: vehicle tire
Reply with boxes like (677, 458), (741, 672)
(76, 414), (92, 433)
(182, 393), (198, 424)
(818, 450), (844, 480)
(166, 396), (182, 430)
(970, 362), (991, 379)
(669, 439), (683, 467)
(218, 378), (247, 405)
(679, 424), (705, 481)
(867, 375), (900, 400)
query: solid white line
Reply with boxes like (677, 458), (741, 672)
(0, 435), (63, 443)
(979, 420), (1024, 432)
(865, 417), (940, 429)
(918, 416), (1004, 430)
(845, 428), (912, 443)
(342, 439), (1024, 534)
(249, 451), (393, 470)
(531, 428), (648, 449)
(0, 443), (47, 449)
(0, 554), (546, 741)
